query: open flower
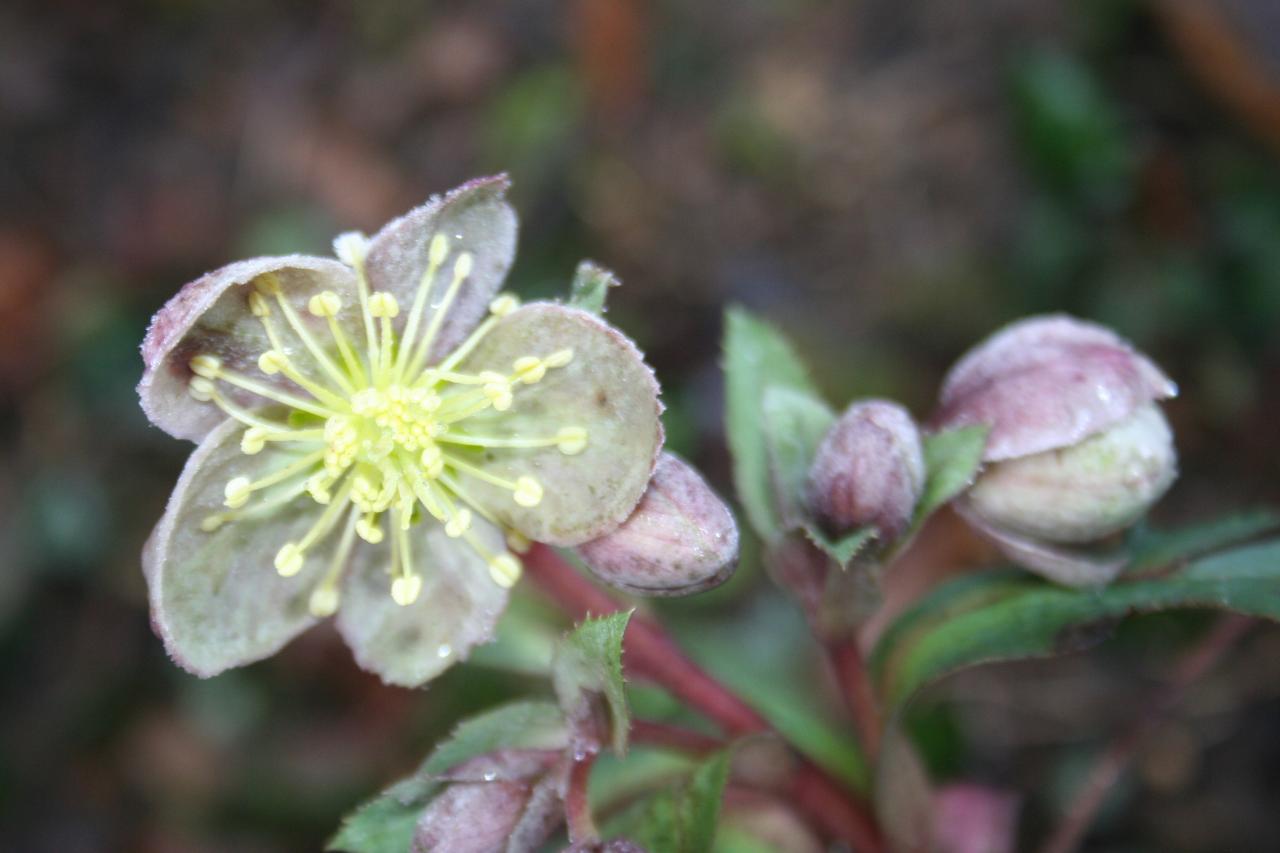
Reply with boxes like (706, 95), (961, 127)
(139, 176), (663, 686)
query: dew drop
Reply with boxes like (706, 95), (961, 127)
(436, 644), (452, 658)
(482, 771), (497, 782)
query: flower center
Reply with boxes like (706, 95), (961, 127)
(187, 232), (587, 616)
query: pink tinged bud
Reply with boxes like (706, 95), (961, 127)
(575, 453), (739, 596)
(965, 403), (1177, 545)
(932, 314), (1177, 462)
(806, 400), (925, 543)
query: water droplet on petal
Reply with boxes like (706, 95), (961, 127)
(436, 644), (452, 658)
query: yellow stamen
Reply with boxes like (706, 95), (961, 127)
(405, 252), (473, 382)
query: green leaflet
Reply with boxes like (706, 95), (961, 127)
(569, 260), (619, 315)
(327, 700), (567, 852)
(553, 611), (633, 756)
(872, 532), (1280, 710)
(723, 308), (823, 544)
(607, 750), (732, 853)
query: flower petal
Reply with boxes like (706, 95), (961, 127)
(365, 174), (518, 364)
(139, 255), (361, 441)
(955, 502), (1129, 587)
(143, 418), (329, 677)
(576, 452), (738, 596)
(336, 519), (509, 688)
(453, 303), (663, 546)
(931, 314), (1177, 461)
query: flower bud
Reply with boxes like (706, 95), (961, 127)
(934, 315), (1179, 584)
(576, 453), (738, 596)
(806, 400), (925, 544)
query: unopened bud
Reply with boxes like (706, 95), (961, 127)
(934, 315), (1179, 584)
(806, 400), (925, 544)
(576, 453), (739, 596)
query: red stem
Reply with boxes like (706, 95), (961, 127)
(1040, 614), (1254, 853)
(630, 719), (725, 756)
(565, 754), (599, 845)
(827, 638), (883, 758)
(524, 544), (884, 852)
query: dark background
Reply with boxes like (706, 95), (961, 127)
(3, 1), (1280, 850)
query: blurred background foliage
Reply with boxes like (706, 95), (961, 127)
(3, 0), (1280, 850)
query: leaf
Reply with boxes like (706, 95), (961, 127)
(871, 535), (1280, 710)
(329, 776), (431, 853)
(1126, 509), (1280, 572)
(422, 701), (569, 776)
(607, 751), (732, 853)
(328, 701), (568, 853)
(803, 524), (877, 568)
(761, 385), (835, 531)
(569, 260), (619, 315)
(554, 611), (633, 756)
(723, 308), (823, 544)
(915, 426), (988, 524)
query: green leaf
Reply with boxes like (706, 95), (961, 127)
(1126, 509), (1280, 572)
(422, 700), (569, 775)
(328, 776), (430, 853)
(724, 308), (823, 543)
(607, 751), (732, 853)
(761, 385), (835, 530)
(328, 701), (567, 852)
(914, 426), (988, 525)
(803, 524), (878, 568)
(569, 260), (619, 315)
(872, 536), (1280, 710)
(554, 611), (633, 755)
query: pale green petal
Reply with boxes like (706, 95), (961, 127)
(335, 519), (510, 688)
(452, 303), (663, 546)
(139, 255), (361, 442)
(364, 175), (518, 365)
(143, 418), (329, 676)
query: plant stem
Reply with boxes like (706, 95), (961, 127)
(1039, 614), (1253, 853)
(827, 637), (883, 758)
(524, 544), (884, 852)
(565, 753), (600, 845)
(631, 719), (725, 755)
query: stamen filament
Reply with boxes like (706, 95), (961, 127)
(405, 253), (473, 383)
(309, 505), (360, 618)
(394, 233), (448, 380)
(269, 289), (357, 395)
(207, 365), (339, 419)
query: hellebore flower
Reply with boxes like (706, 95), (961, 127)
(806, 399), (925, 546)
(932, 314), (1178, 586)
(139, 176), (663, 685)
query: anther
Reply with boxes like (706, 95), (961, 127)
(307, 472), (333, 504)
(454, 253), (473, 280)
(513, 476), (543, 507)
(505, 528), (531, 554)
(391, 573), (423, 607)
(333, 231), (370, 267)
(248, 291), (271, 317)
(556, 426), (588, 455)
(489, 294), (520, 317)
(369, 291), (400, 318)
(513, 356), (546, 385)
(488, 553), (522, 588)
(189, 376), (216, 402)
(275, 543), (305, 577)
(200, 515), (226, 532)
(420, 445), (444, 478)
(257, 350), (287, 375)
(308, 291), (342, 317)
(309, 584), (340, 618)
(190, 354), (222, 379)
(429, 232), (449, 265)
(224, 476), (253, 509)
(254, 274), (283, 296)
(241, 427), (268, 455)
(445, 508), (472, 538)
(480, 371), (513, 410)
(356, 515), (384, 544)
